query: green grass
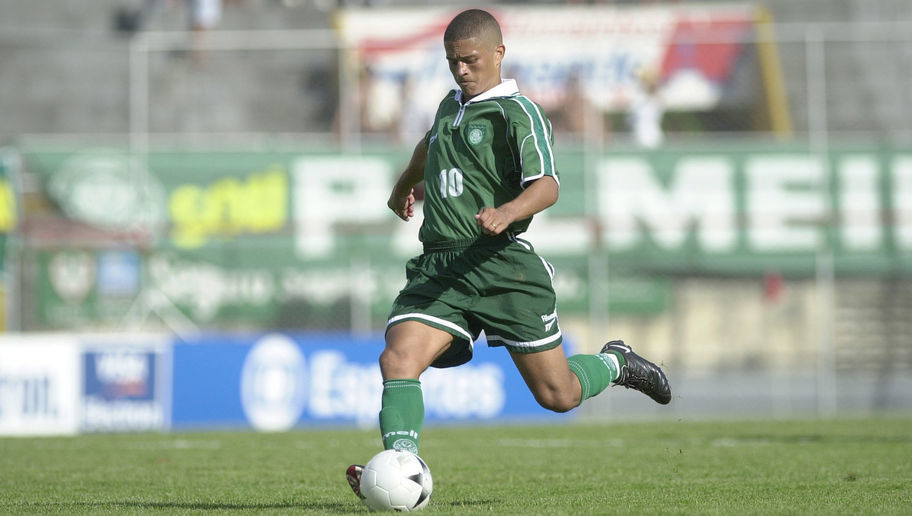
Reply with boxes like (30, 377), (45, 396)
(1, 418), (911, 514)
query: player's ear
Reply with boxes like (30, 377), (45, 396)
(494, 44), (505, 68)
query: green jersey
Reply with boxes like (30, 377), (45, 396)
(419, 79), (559, 245)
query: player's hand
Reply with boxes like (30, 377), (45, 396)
(388, 188), (416, 221)
(475, 206), (511, 235)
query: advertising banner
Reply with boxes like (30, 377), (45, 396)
(0, 337), (81, 436)
(0, 335), (171, 435)
(171, 332), (565, 431)
(19, 144), (912, 330)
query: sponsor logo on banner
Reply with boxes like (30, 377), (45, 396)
(49, 251), (95, 304)
(82, 346), (168, 432)
(289, 349), (506, 428)
(48, 149), (166, 231)
(96, 250), (141, 297)
(240, 334), (308, 432)
(148, 252), (275, 321)
(169, 168), (288, 249)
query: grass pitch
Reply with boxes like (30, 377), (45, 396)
(1, 417), (910, 514)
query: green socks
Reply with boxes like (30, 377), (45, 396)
(379, 379), (424, 454)
(567, 351), (625, 403)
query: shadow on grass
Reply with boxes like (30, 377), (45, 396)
(6, 498), (500, 512)
(127, 501), (351, 511)
(10, 500), (354, 513)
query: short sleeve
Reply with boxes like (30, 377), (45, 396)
(509, 96), (559, 188)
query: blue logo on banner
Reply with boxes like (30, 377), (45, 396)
(96, 250), (141, 297)
(239, 334), (308, 431)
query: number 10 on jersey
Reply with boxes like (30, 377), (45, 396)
(439, 168), (464, 198)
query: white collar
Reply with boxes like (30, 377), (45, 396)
(456, 79), (519, 105)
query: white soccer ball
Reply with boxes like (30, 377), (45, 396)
(360, 450), (433, 512)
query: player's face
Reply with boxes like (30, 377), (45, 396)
(445, 37), (504, 100)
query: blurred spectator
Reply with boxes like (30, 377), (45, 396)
(112, 0), (232, 65)
(188, 0), (224, 64)
(189, 0), (222, 31)
(356, 65), (402, 137)
(113, 0), (165, 34)
(396, 75), (439, 145)
(550, 69), (588, 135)
(549, 69), (613, 142)
(628, 67), (664, 148)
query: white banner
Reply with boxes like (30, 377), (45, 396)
(0, 337), (81, 436)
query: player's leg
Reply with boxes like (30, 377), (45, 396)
(479, 241), (625, 410)
(512, 341), (671, 410)
(509, 344), (583, 412)
(510, 344), (624, 412)
(380, 320), (453, 380)
(378, 321), (453, 454)
(348, 321), (453, 501)
(486, 240), (670, 407)
(371, 248), (477, 460)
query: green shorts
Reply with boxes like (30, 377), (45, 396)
(386, 233), (562, 368)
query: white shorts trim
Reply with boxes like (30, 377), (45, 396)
(485, 329), (562, 349)
(386, 313), (474, 343)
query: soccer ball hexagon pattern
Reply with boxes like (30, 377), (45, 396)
(360, 450), (433, 512)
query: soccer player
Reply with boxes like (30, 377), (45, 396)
(348, 8), (671, 500)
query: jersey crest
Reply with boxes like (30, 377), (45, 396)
(466, 123), (486, 145)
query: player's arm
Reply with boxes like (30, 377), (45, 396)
(475, 175), (558, 235)
(388, 139), (428, 221)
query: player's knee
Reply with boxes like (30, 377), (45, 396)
(379, 347), (407, 375)
(379, 346), (423, 379)
(533, 389), (578, 413)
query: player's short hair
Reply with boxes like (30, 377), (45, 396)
(444, 9), (502, 45)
